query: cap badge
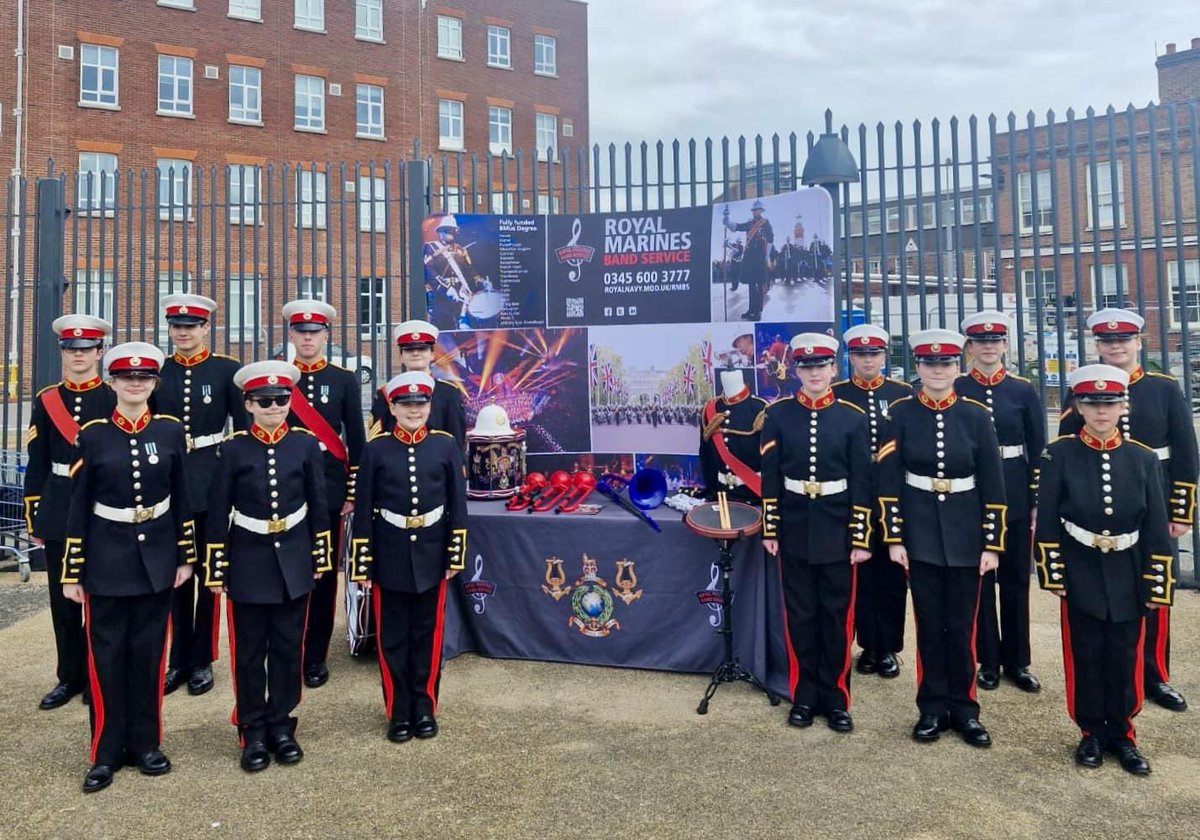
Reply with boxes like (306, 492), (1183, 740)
(180, 306), (189, 314)
(804, 346), (814, 355)
(409, 384), (419, 392)
(411, 332), (420, 340)
(984, 322), (994, 331)
(1096, 380), (1108, 390)
(267, 375), (278, 385)
(1108, 320), (1119, 330)
(73, 328), (83, 336)
(303, 312), (313, 321)
(930, 343), (941, 353)
(860, 336), (870, 345)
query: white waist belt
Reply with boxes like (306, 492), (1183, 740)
(783, 477), (848, 498)
(379, 505), (445, 529)
(999, 444), (1025, 460)
(905, 472), (976, 493)
(232, 504), (308, 535)
(1062, 518), (1139, 553)
(51, 462), (71, 477)
(719, 471), (760, 488)
(93, 497), (171, 524)
(187, 432), (224, 451)
(1153, 446), (1170, 461)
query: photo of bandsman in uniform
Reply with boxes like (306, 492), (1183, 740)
(153, 294), (248, 698)
(349, 371), (467, 744)
(368, 319), (467, 448)
(761, 333), (873, 734)
(424, 215), (490, 331)
(832, 323), (912, 680)
(956, 311), (1045, 695)
(204, 361), (332, 773)
(24, 315), (116, 712)
(60, 342), (196, 793)
(1057, 308), (1198, 713)
(721, 200), (774, 321)
(280, 299), (367, 690)
(1035, 364), (1176, 775)
(877, 328), (1006, 748)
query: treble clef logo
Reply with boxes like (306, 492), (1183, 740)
(696, 563), (724, 627)
(554, 217), (595, 281)
(462, 554), (496, 614)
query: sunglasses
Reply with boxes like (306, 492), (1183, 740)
(251, 396), (291, 408)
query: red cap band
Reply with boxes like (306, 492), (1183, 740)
(59, 327), (105, 340)
(913, 342), (961, 356)
(108, 356), (160, 374)
(289, 312), (330, 326)
(848, 335), (887, 349)
(396, 330), (436, 347)
(243, 374), (293, 391)
(387, 381), (434, 401)
(1073, 378), (1126, 396)
(964, 322), (1007, 336)
(165, 304), (212, 319)
(791, 345), (837, 361)
(1092, 319), (1140, 335)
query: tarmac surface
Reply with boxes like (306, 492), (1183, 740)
(1, 572), (1198, 839)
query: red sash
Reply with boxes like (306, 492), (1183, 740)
(41, 388), (82, 446)
(703, 399), (762, 497)
(290, 388), (349, 465)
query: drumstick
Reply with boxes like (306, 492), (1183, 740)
(717, 491), (730, 530)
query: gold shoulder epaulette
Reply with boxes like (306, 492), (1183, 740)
(80, 418), (109, 431)
(1008, 372), (1031, 382)
(1049, 434), (1073, 445)
(888, 395), (914, 408)
(750, 394), (770, 404)
(832, 378), (850, 387)
(1148, 371), (1177, 381)
(439, 379), (468, 396)
(837, 400), (865, 414)
(961, 397), (990, 412)
(224, 430), (248, 441)
(293, 427), (316, 435)
(328, 361), (352, 373)
(154, 414), (182, 423)
(430, 429), (455, 438)
(1128, 439), (1156, 453)
(888, 378), (913, 389)
(367, 429), (390, 442)
(214, 352), (240, 363)
(36, 383), (59, 397)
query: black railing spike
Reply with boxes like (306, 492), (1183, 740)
(1085, 105), (1096, 118)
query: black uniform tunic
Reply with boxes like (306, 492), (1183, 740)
(699, 389), (768, 503)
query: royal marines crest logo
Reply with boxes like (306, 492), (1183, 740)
(542, 552), (643, 637)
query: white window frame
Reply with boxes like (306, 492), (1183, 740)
(358, 276), (386, 339)
(437, 16), (463, 60)
(487, 26), (511, 68)
(294, 0), (325, 32)
(294, 74), (325, 132)
(158, 0), (194, 9)
(1020, 267), (1055, 303)
(356, 84), (385, 139)
(868, 258), (881, 276)
(297, 276), (327, 301)
(358, 176), (387, 233)
(229, 0), (262, 21)
(849, 211), (863, 237)
(885, 206), (900, 233)
(439, 99), (464, 151)
(295, 169), (328, 229)
(228, 165), (261, 225)
(74, 270), (115, 321)
(490, 192), (515, 214)
(76, 152), (118, 215)
(489, 106), (512, 156)
(866, 208), (881, 235)
(226, 274), (261, 342)
(904, 205), (918, 231)
(535, 112), (557, 162)
(1168, 259), (1200, 327)
(1091, 263), (1125, 310)
(156, 159), (193, 221)
(228, 65), (262, 124)
(1018, 170), (1053, 234)
(157, 55), (193, 117)
(443, 190), (464, 213)
(536, 194), (560, 215)
(921, 201), (936, 229)
(355, 0), (384, 42)
(156, 272), (193, 342)
(1086, 161), (1126, 229)
(534, 34), (557, 76)
(79, 44), (119, 108)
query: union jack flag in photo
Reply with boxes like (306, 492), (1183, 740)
(589, 344), (598, 387)
(700, 339), (713, 380)
(683, 362), (695, 391)
(603, 362), (616, 393)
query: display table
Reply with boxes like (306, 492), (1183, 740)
(442, 501), (792, 698)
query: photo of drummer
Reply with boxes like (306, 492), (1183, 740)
(423, 214), (510, 331)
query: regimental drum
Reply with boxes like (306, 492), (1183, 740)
(467, 402), (526, 499)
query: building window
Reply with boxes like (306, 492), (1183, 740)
(1168, 260), (1200, 326)
(536, 194), (560, 214)
(960, 194), (993, 225)
(489, 106), (512, 155)
(442, 189), (464, 213)
(156, 159), (192, 221)
(849, 211), (863, 237)
(1091, 264), (1125, 309)
(157, 55), (193, 117)
(295, 169), (327, 229)
(356, 84), (385, 139)
(355, 0), (383, 41)
(76, 152), (117, 214)
(74, 270), (115, 320)
(226, 275), (261, 341)
(1018, 170), (1053, 234)
(437, 16), (463, 59)
(1020, 268), (1056, 302)
(159, 0), (194, 9)
(1086, 161), (1126, 229)
(294, 0), (324, 31)
(921, 202), (936, 229)
(903, 205), (918, 231)
(439, 99), (464, 150)
(229, 65), (262, 123)
(294, 75), (325, 131)
(297, 276), (327, 301)
(488, 26), (511, 68)
(80, 44), (119, 108)
(868, 258), (881, 276)
(534, 34), (557, 76)
(866, 208), (881, 235)
(229, 0), (261, 20)
(359, 277), (386, 338)
(490, 192), (516, 214)
(885, 206), (900, 233)
(536, 112), (557, 161)
(228, 165), (261, 224)
(358, 177), (387, 232)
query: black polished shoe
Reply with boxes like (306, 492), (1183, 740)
(82, 764), (117, 793)
(740, 312), (761, 321)
(1006, 667), (1041, 693)
(125, 749), (172, 776)
(187, 665), (214, 696)
(1074, 735), (1104, 769)
(1147, 682), (1188, 712)
(787, 704), (814, 728)
(163, 668), (187, 696)
(954, 718), (992, 748)
(855, 652), (877, 675)
(912, 713), (947, 742)
(826, 709), (853, 733)
(39, 682), (82, 711)
(240, 741), (271, 773)
(268, 734), (304, 765)
(387, 721), (414, 743)
(414, 715), (439, 739)
(303, 663), (330, 689)
(1112, 742), (1151, 776)
(976, 668), (1000, 691)
(875, 653), (901, 679)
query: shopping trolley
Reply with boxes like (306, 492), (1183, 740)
(0, 450), (34, 582)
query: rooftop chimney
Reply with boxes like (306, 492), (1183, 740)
(1193, 37), (1200, 49)
(1166, 43), (1177, 55)
(1157, 38), (1200, 104)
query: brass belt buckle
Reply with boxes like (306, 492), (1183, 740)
(132, 506), (154, 524)
(803, 481), (822, 499)
(931, 478), (951, 494)
(268, 518), (287, 535)
(185, 435), (195, 453)
(406, 515), (425, 529)
(1093, 534), (1115, 553)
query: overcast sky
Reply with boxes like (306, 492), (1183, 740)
(587, 0), (1199, 148)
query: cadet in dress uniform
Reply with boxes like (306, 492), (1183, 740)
(833, 323), (912, 679)
(722, 199), (774, 321)
(956, 311), (1045, 694)
(154, 294), (248, 697)
(367, 320), (467, 447)
(1057, 309), (1198, 712)
(350, 372), (467, 743)
(1036, 365), (1175, 775)
(761, 334), (873, 733)
(60, 343), (196, 793)
(877, 329), (1006, 747)
(699, 369), (768, 504)
(280, 300), (366, 688)
(25, 315), (116, 711)
(205, 361), (332, 772)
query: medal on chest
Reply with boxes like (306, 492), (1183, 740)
(146, 441), (160, 465)
(202, 384), (213, 405)
(320, 384), (330, 404)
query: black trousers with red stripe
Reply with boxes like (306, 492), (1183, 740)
(1144, 593), (1172, 687)
(373, 582), (448, 723)
(779, 553), (856, 712)
(854, 543), (907, 656)
(84, 590), (172, 766)
(909, 561), (982, 723)
(976, 517), (1032, 673)
(227, 595), (309, 744)
(1061, 601), (1145, 747)
(169, 512), (220, 672)
(302, 508), (343, 670)
(45, 539), (86, 690)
